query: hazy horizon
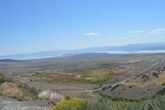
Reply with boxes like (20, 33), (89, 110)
(0, 42), (163, 55)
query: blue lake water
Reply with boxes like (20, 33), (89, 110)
(95, 50), (165, 54)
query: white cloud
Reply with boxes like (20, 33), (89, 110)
(142, 28), (165, 38)
(148, 28), (165, 35)
(128, 28), (165, 43)
(129, 30), (145, 34)
(83, 32), (99, 37)
(130, 28), (165, 37)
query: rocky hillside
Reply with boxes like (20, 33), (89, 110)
(102, 67), (165, 100)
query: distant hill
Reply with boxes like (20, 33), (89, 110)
(0, 42), (165, 60)
(0, 59), (19, 62)
(87, 42), (165, 51)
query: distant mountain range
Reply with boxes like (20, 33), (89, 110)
(0, 42), (165, 60)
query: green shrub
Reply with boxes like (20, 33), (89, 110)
(139, 96), (165, 110)
(110, 101), (141, 110)
(156, 88), (165, 96)
(18, 84), (38, 100)
(53, 99), (87, 110)
(52, 98), (142, 110)
(52, 97), (165, 110)
(81, 101), (111, 110)
(0, 74), (12, 84)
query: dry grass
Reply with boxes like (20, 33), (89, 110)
(124, 72), (165, 88)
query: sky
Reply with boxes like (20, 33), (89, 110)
(0, 0), (165, 55)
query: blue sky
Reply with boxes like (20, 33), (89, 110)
(0, 0), (165, 55)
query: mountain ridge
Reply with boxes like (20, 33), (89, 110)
(0, 42), (165, 60)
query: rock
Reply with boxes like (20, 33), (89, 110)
(0, 82), (22, 98)
(38, 89), (65, 105)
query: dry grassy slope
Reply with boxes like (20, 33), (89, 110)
(0, 53), (163, 74)
(8, 54), (164, 83)
(1, 53), (165, 101)
(102, 71), (165, 100)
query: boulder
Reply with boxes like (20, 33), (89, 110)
(0, 82), (22, 98)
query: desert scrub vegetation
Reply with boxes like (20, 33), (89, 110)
(155, 87), (165, 96)
(53, 98), (87, 110)
(0, 81), (38, 101)
(18, 83), (39, 101)
(31, 68), (116, 86)
(0, 74), (12, 84)
(52, 98), (141, 110)
(53, 97), (165, 110)
(139, 95), (165, 110)
(97, 98), (141, 110)
(107, 100), (141, 110)
(0, 74), (38, 101)
(0, 74), (23, 98)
